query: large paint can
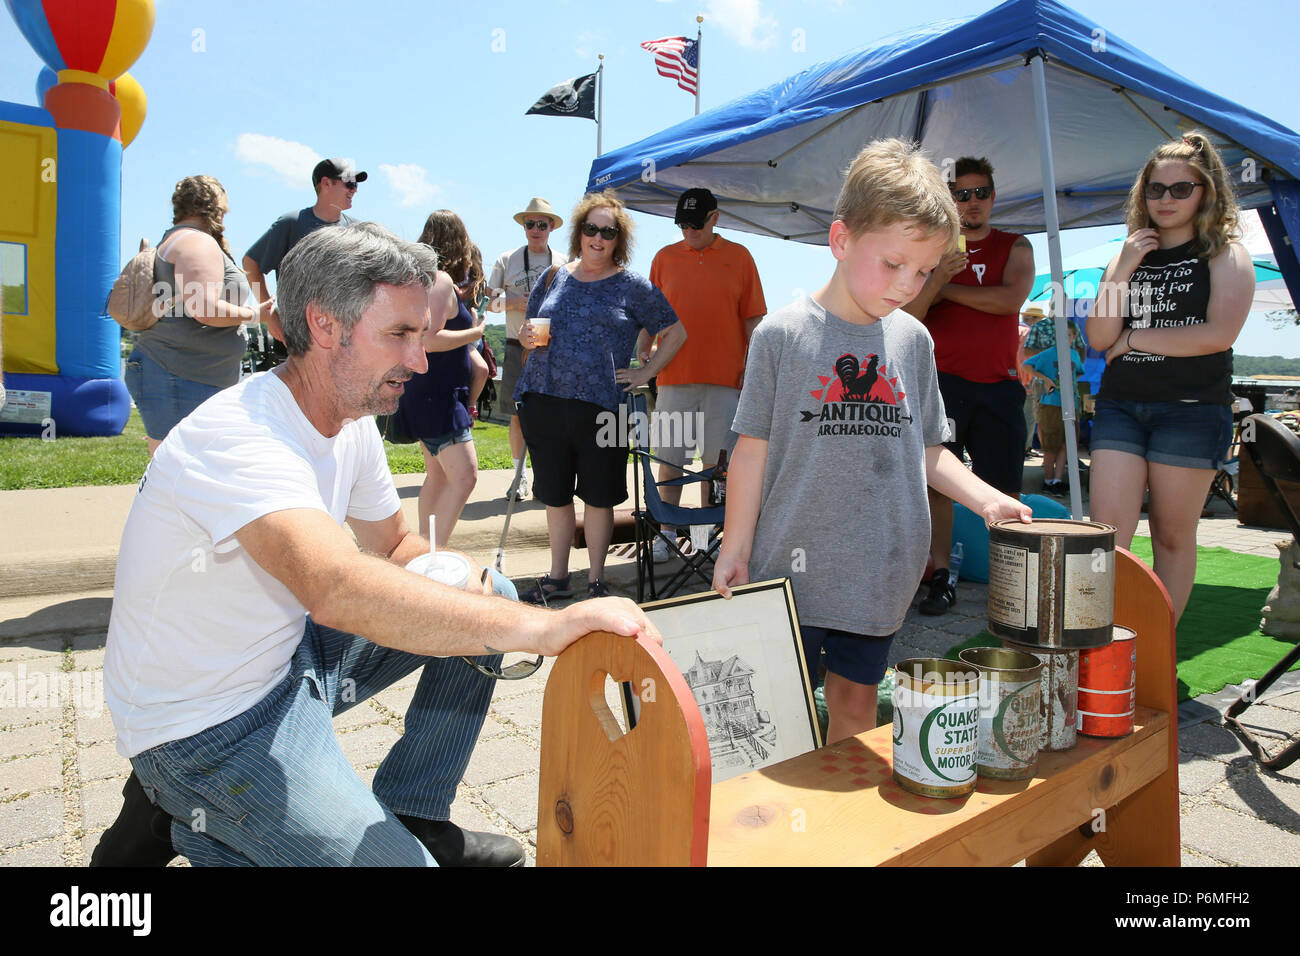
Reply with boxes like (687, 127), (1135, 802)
(892, 658), (979, 798)
(1078, 625), (1138, 737)
(958, 647), (1042, 780)
(987, 519), (1116, 649)
(1003, 640), (1079, 751)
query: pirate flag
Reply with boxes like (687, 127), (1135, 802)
(526, 73), (597, 120)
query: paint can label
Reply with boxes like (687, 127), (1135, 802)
(989, 547), (1113, 631)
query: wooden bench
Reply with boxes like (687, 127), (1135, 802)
(537, 548), (1179, 866)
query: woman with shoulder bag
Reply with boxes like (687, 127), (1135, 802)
(124, 175), (263, 455)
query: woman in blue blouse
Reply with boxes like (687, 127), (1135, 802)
(516, 192), (687, 602)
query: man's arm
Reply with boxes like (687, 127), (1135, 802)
(933, 237), (1035, 316)
(902, 249), (968, 320)
(237, 507), (659, 657)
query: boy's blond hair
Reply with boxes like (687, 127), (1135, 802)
(833, 139), (961, 248)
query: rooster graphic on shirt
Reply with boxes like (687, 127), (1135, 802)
(799, 352), (913, 435)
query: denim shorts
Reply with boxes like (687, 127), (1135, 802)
(421, 426), (474, 456)
(123, 349), (227, 440)
(800, 625), (896, 687)
(1090, 397), (1233, 470)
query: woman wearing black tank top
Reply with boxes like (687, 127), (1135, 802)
(1088, 132), (1255, 623)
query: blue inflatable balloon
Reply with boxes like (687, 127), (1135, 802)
(35, 66), (57, 107)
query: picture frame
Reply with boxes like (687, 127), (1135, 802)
(624, 579), (823, 783)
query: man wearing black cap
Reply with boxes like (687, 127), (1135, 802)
(642, 188), (766, 559)
(243, 158), (368, 339)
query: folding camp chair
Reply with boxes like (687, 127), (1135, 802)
(1223, 414), (1300, 771)
(626, 392), (726, 603)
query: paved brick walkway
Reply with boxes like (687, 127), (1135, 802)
(2, 481), (1298, 866)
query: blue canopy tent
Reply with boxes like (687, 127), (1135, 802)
(587, 0), (1300, 518)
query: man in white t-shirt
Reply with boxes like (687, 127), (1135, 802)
(487, 197), (567, 499)
(95, 224), (658, 867)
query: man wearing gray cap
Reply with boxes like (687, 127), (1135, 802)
(487, 198), (569, 499)
(243, 158), (368, 339)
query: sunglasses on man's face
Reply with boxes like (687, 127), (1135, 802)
(950, 186), (992, 202)
(581, 223), (619, 240)
(335, 179), (358, 191)
(524, 219), (551, 231)
(1144, 180), (1202, 200)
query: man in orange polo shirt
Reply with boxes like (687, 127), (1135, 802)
(642, 189), (767, 560)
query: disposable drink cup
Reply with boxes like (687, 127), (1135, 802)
(531, 317), (551, 347)
(405, 552), (471, 589)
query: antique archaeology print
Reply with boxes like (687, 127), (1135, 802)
(636, 580), (822, 783)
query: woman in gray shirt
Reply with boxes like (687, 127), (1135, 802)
(124, 175), (261, 455)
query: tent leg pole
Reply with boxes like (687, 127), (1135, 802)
(1030, 52), (1082, 521)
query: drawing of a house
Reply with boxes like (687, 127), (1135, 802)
(682, 650), (777, 769)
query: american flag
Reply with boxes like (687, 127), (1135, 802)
(640, 36), (699, 95)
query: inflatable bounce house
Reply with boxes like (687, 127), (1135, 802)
(0, 0), (153, 437)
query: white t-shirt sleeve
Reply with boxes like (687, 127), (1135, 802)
(171, 432), (329, 549)
(348, 419), (402, 522)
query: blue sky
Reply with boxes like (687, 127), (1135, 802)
(3, 0), (1298, 356)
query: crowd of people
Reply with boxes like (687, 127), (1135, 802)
(98, 128), (1252, 866)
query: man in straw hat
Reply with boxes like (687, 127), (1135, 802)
(488, 198), (569, 500)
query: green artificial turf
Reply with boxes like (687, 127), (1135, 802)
(946, 537), (1300, 701)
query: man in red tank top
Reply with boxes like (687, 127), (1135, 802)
(904, 157), (1035, 615)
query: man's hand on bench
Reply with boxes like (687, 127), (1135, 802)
(530, 598), (664, 658)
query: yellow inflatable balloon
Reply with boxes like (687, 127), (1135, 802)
(111, 73), (147, 147)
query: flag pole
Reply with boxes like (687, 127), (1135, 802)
(597, 55), (604, 157)
(694, 16), (703, 116)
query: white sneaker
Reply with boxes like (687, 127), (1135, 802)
(510, 472), (530, 501)
(651, 531), (675, 563)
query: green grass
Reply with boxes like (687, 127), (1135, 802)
(0, 410), (516, 490)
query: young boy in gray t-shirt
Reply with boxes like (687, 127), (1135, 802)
(713, 140), (1031, 744)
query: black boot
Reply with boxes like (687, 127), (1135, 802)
(88, 771), (177, 867)
(396, 815), (525, 867)
(918, 567), (956, 616)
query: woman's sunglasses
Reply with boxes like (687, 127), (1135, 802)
(950, 186), (992, 202)
(581, 223), (619, 240)
(1144, 180), (1202, 200)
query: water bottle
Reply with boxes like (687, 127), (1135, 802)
(710, 449), (728, 506)
(948, 542), (964, 588)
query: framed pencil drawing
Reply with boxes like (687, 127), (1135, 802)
(626, 579), (822, 783)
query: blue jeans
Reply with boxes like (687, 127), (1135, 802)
(1091, 398), (1233, 470)
(129, 570), (517, 866)
(124, 349), (229, 440)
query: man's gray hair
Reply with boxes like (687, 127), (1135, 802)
(276, 223), (440, 356)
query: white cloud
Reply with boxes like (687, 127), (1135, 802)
(234, 133), (319, 189)
(379, 163), (439, 208)
(705, 0), (778, 50)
